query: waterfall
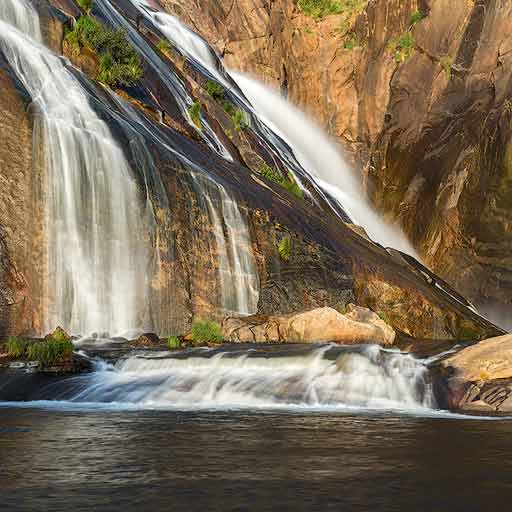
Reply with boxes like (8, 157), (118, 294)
(66, 345), (435, 411)
(0, 0), (41, 39)
(127, 0), (416, 255)
(230, 73), (417, 256)
(0, 3), (154, 338)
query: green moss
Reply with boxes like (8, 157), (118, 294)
(232, 109), (249, 131)
(439, 55), (454, 78)
(191, 321), (223, 345)
(388, 32), (415, 63)
(188, 101), (202, 129)
(77, 0), (94, 13)
(65, 15), (143, 87)
(278, 235), (293, 261)
(205, 79), (225, 100)
(409, 10), (425, 27)
(156, 39), (171, 54)
(298, 0), (342, 19)
(260, 163), (304, 199)
(167, 336), (182, 349)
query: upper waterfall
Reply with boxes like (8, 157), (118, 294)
(125, 0), (416, 256)
(0, 3), (154, 338)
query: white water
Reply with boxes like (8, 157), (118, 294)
(127, 0), (416, 255)
(68, 345), (434, 411)
(191, 174), (259, 315)
(0, 2), (154, 337)
(231, 73), (417, 255)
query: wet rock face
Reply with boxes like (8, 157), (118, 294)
(162, 0), (512, 314)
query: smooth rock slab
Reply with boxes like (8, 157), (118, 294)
(222, 306), (396, 345)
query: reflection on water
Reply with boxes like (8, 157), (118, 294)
(1, 408), (512, 511)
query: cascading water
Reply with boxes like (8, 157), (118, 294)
(0, 2), (154, 338)
(128, 0), (416, 255)
(57, 345), (435, 411)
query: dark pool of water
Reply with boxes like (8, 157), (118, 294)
(1, 408), (512, 511)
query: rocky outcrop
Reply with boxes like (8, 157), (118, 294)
(160, 0), (512, 323)
(223, 306), (395, 345)
(439, 334), (512, 413)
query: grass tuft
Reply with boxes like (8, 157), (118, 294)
(191, 321), (223, 345)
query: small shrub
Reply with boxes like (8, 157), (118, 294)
(232, 109), (249, 131)
(388, 32), (415, 63)
(168, 336), (182, 349)
(65, 15), (143, 87)
(278, 235), (292, 261)
(27, 339), (73, 365)
(191, 321), (223, 345)
(156, 39), (171, 54)
(5, 337), (27, 359)
(440, 55), (454, 78)
(260, 164), (304, 199)
(188, 101), (202, 129)
(344, 33), (358, 50)
(222, 100), (236, 116)
(77, 0), (94, 13)
(298, 0), (342, 19)
(205, 80), (225, 100)
(409, 10), (425, 27)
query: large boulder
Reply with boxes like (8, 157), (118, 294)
(440, 334), (512, 413)
(222, 306), (395, 345)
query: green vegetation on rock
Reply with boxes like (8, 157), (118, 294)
(232, 109), (249, 131)
(188, 101), (202, 129)
(299, 0), (366, 21)
(156, 39), (171, 54)
(167, 336), (182, 349)
(65, 15), (143, 87)
(5, 336), (27, 358)
(205, 80), (225, 100)
(278, 235), (293, 261)
(260, 163), (304, 199)
(4, 335), (73, 366)
(191, 321), (223, 345)
(388, 32), (415, 64)
(77, 0), (94, 13)
(409, 10), (425, 28)
(440, 55), (454, 78)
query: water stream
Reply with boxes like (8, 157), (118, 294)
(0, 1), (156, 338)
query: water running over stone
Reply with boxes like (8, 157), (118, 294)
(0, 2), (154, 338)
(62, 345), (434, 411)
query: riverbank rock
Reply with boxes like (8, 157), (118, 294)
(440, 334), (512, 413)
(222, 306), (395, 345)
(131, 333), (161, 348)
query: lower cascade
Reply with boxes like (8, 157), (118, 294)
(60, 345), (435, 411)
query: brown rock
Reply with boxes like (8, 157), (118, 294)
(223, 306), (396, 345)
(131, 333), (161, 348)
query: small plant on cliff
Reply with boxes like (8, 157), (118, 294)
(167, 336), (182, 349)
(377, 311), (390, 325)
(191, 321), (223, 345)
(439, 55), (454, 78)
(298, 0), (343, 19)
(205, 79), (225, 100)
(388, 32), (415, 63)
(409, 10), (425, 28)
(156, 39), (171, 54)
(278, 235), (293, 261)
(77, 0), (94, 13)
(65, 15), (143, 87)
(5, 337), (27, 359)
(188, 101), (203, 129)
(260, 163), (304, 199)
(232, 109), (249, 131)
